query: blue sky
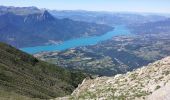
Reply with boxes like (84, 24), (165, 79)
(0, 0), (170, 13)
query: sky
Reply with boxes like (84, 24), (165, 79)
(0, 0), (170, 14)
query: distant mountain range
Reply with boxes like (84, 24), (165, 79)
(0, 42), (86, 99)
(0, 6), (42, 15)
(0, 6), (112, 48)
(130, 18), (170, 35)
(50, 10), (168, 26)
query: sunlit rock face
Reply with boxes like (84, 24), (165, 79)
(54, 57), (170, 100)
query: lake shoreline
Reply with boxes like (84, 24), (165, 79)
(21, 26), (131, 54)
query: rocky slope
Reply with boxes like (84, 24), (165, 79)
(55, 56), (170, 100)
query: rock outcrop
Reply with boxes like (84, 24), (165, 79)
(54, 56), (170, 100)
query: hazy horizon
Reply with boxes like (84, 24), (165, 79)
(0, 0), (170, 14)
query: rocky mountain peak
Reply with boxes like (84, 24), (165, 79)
(41, 10), (55, 21)
(24, 10), (55, 23)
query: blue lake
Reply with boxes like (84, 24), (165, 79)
(21, 26), (131, 54)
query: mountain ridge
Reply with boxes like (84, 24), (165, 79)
(0, 6), (113, 48)
(0, 5), (42, 15)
